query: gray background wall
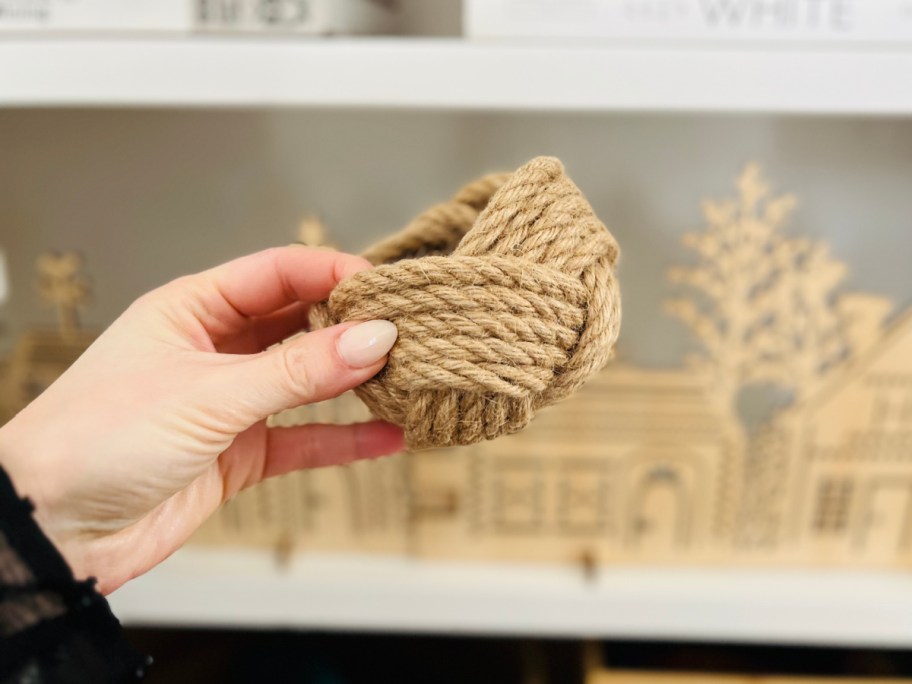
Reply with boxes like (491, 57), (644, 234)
(2, 110), (911, 372)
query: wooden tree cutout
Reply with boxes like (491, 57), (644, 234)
(667, 164), (891, 411)
(666, 164), (794, 411)
(36, 252), (90, 338)
(296, 215), (329, 248)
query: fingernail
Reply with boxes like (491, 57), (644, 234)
(337, 320), (398, 368)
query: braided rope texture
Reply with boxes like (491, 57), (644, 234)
(313, 157), (621, 449)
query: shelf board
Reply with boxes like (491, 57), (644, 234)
(2, 38), (912, 113)
(107, 547), (912, 646)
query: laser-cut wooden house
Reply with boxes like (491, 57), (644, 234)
(745, 309), (912, 565)
(409, 364), (742, 565)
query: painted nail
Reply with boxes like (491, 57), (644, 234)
(337, 320), (398, 368)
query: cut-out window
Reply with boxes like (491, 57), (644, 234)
(812, 477), (853, 534)
(557, 462), (610, 534)
(491, 460), (544, 534)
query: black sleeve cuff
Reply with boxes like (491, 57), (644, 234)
(0, 465), (151, 683)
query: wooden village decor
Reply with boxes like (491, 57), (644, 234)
(1, 253), (96, 422)
(179, 171), (912, 567)
(1, 178), (906, 572)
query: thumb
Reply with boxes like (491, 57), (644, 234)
(222, 319), (397, 423)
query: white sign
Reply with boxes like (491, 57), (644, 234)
(465, 0), (912, 42)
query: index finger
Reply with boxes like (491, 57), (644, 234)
(202, 246), (372, 319)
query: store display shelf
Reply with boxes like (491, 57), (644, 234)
(3, 38), (912, 113)
(108, 547), (912, 647)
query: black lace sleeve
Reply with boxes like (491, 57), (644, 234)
(0, 466), (151, 683)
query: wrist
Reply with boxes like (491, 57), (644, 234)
(0, 417), (42, 510)
(0, 416), (86, 577)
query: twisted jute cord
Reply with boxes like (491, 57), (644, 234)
(312, 157), (621, 449)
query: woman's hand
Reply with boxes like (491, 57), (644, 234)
(0, 247), (402, 594)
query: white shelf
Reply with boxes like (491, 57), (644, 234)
(107, 547), (912, 647)
(2, 38), (912, 113)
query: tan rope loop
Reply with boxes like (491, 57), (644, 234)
(312, 157), (621, 449)
(330, 257), (587, 330)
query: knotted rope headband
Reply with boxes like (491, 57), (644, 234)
(313, 157), (621, 450)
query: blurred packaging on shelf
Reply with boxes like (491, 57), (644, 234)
(0, 0), (187, 31)
(583, 642), (912, 683)
(0, 0), (398, 35)
(196, 0), (398, 36)
(465, 0), (912, 44)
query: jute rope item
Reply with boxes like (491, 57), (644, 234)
(312, 157), (621, 449)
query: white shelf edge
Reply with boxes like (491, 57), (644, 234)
(107, 547), (912, 647)
(2, 38), (912, 113)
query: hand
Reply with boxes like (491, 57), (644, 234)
(0, 247), (402, 594)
